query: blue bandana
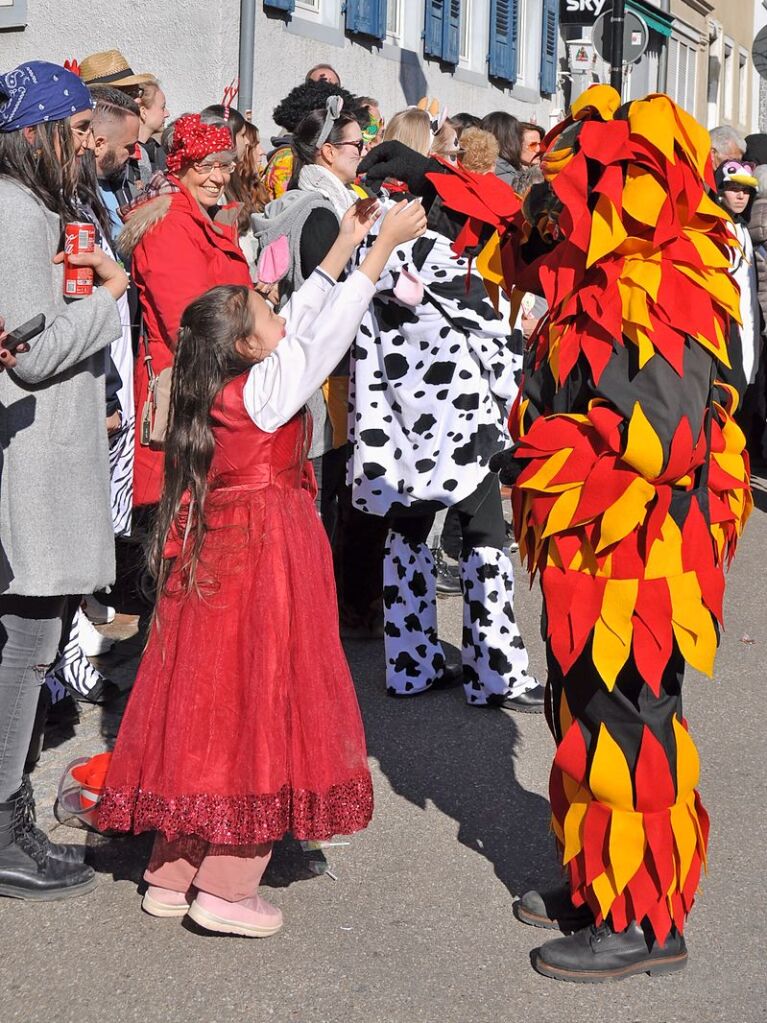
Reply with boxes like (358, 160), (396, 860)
(0, 61), (93, 133)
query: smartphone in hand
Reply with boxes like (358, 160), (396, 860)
(4, 313), (45, 355)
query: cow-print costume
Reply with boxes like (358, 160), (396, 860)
(351, 207), (533, 701)
(349, 224), (521, 516)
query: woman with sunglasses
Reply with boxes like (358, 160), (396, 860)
(118, 113), (253, 509)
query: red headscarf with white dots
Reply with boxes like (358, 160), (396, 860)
(166, 113), (234, 174)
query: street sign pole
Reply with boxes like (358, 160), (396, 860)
(609, 0), (626, 93)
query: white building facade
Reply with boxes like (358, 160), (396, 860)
(0, 1), (564, 141)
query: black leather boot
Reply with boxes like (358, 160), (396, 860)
(532, 919), (688, 983)
(514, 882), (594, 931)
(19, 775), (86, 864)
(0, 789), (96, 900)
(432, 548), (462, 596)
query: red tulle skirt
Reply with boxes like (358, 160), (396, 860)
(99, 481), (374, 845)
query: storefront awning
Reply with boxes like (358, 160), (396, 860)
(626, 0), (674, 38)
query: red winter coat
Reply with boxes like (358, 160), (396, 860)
(120, 181), (252, 506)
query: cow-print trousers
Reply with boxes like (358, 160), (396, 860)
(383, 475), (533, 703)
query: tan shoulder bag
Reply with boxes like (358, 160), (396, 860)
(140, 335), (172, 449)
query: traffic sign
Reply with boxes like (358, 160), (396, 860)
(753, 25), (767, 81)
(592, 8), (649, 64)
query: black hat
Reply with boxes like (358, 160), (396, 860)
(745, 133), (767, 166)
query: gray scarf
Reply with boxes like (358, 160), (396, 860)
(298, 164), (357, 218)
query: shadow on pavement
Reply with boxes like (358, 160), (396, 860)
(345, 639), (558, 899)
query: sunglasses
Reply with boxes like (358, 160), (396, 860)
(332, 139), (366, 154)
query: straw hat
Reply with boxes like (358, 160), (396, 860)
(79, 49), (156, 88)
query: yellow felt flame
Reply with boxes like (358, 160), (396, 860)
(591, 869), (620, 919)
(562, 796), (589, 864)
(623, 401), (665, 480)
(622, 165), (667, 226)
(587, 193), (628, 268)
(670, 799), (698, 889)
(668, 571), (717, 676)
(628, 97), (677, 163)
(672, 715), (700, 796)
(622, 252), (662, 301)
(517, 446), (574, 494)
(608, 809), (646, 895)
(542, 486), (581, 538)
(646, 517), (683, 579)
(592, 579), (638, 688)
(598, 475), (656, 551)
(589, 723), (635, 811)
(571, 84), (621, 122)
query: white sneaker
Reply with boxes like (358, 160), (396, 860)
(78, 613), (114, 657)
(82, 594), (115, 625)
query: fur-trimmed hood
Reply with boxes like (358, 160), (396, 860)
(116, 194), (172, 258)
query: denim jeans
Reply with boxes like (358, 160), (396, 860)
(0, 596), (67, 801)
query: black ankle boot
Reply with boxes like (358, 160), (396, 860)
(432, 548), (462, 596)
(19, 775), (86, 864)
(514, 882), (594, 931)
(532, 919), (688, 983)
(0, 788), (96, 901)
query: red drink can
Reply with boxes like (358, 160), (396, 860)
(63, 221), (95, 298)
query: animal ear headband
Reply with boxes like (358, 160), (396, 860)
(221, 78), (240, 121)
(414, 96), (448, 138)
(317, 94), (344, 147)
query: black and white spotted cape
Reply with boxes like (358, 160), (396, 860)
(348, 215), (522, 516)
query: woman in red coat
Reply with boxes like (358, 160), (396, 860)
(118, 114), (253, 507)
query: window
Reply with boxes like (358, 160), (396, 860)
(539, 0), (560, 95)
(296, 0), (320, 11)
(667, 36), (697, 115)
(345, 0), (386, 38)
(739, 49), (749, 124)
(460, 0), (471, 63)
(423, 0), (461, 64)
(387, 0), (403, 41)
(488, 0), (519, 83)
(723, 38), (734, 119)
(517, 0), (527, 80)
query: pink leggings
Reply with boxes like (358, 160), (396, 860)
(144, 834), (273, 903)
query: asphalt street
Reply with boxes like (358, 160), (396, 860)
(1, 475), (765, 1023)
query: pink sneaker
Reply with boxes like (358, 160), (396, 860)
(187, 891), (283, 938)
(142, 885), (191, 918)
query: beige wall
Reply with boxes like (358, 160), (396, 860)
(706, 0), (755, 131)
(667, 0), (754, 133)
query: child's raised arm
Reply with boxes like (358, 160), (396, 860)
(243, 202), (427, 433)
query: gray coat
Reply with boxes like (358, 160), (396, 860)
(0, 178), (122, 596)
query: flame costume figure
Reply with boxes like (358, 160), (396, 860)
(360, 86), (751, 982)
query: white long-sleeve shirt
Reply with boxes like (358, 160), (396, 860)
(242, 267), (375, 431)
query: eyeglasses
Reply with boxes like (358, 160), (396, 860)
(192, 160), (237, 176)
(332, 139), (366, 155)
(525, 140), (543, 152)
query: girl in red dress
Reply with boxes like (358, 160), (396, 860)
(99, 199), (427, 937)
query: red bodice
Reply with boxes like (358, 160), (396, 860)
(209, 374), (313, 492)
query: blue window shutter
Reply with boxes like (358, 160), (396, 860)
(539, 0), (559, 95)
(264, 0), (295, 12)
(424, 0), (445, 58)
(441, 0), (461, 64)
(488, 0), (518, 83)
(345, 0), (387, 40)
